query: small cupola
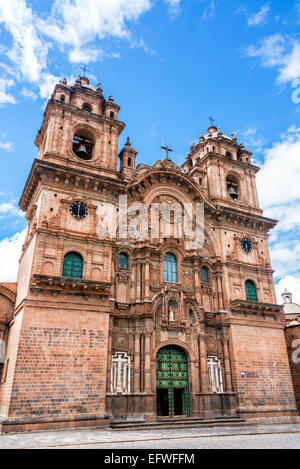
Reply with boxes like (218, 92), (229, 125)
(207, 124), (217, 135)
(238, 143), (252, 164)
(282, 289), (293, 304)
(105, 95), (120, 120)
(119, 137), (138, 180)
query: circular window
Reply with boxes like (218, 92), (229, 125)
(69, 201), (88, 220)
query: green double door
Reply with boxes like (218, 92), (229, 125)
(156, 346), (190, 417)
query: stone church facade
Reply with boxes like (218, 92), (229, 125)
(0, 76), (298, 433)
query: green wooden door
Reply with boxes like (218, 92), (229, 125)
(156, 346), (189, 416)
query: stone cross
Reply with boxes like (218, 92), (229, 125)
(161, 145), (173, 160)
(80, 65), (90, 77)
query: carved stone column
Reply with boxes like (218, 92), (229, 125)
(106, 331), (113, 392)
(194, 265), (201, 304)
(199, 325), (209, 392)
(222, 330), (233, 392)
(130, 263), (136, 301)
(136, 263), (141, 300)
(144, 333), (152, 393)
(144, 257), (150, 300)
(134, 332), (141, 393)
(216, 273), (224, 310)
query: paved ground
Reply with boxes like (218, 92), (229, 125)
(0, 423), (300, 449)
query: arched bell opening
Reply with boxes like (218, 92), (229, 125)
(73, 127), (95, 160)
(156, 345), (190, 417)
(226, 174), (239, 200)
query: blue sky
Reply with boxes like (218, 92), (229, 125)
(0, 0), (300, 303)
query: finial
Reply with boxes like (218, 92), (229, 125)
(126, 137), (131, 146)
(63, 77), (67, 85)
(108, 95), (114, 101)
(97, 82), (103, 93)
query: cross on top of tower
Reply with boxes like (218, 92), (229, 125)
(161, 145), (173, 160)
(208, 116), (215, 126)
(80, 65), (90, 77)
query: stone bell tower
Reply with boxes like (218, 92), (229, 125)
(0, 76), (127, 433)
(35, 75), (125, 177)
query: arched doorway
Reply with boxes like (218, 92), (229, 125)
(156, 345), (189, 417)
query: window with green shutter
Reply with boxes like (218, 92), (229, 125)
(164, 253), (178, 283)
(62, 252), (83, 279)
(201, 266), (209, 282)
(118, 253), (128, 269)
(245, 280), (258, 302)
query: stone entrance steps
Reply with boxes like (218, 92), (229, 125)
(110, 416), (246, 431)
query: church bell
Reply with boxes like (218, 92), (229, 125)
(77, 144), (88, 159)
(228, 186), (238, 199)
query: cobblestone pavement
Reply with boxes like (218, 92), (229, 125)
(0, 423), (300, 449)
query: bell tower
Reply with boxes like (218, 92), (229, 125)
(35, 75), (125, 178)
(0, 76), (128, 432)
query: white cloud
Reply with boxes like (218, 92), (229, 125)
(38, 73), (61, 100)
(245, 34), (285, 68)
(40, 0), (152, 48)
(0, 202), (23, 218)
(236, 127), (264, 153)
(21, 87), (38, 100)
(203, 1), (216, 20)
(275, 275), (300, 305)
(257, 128), (300, 291)
(248, 5), (270, 26)
(244, 34), (300, 84)
(241, 127), (258, 136)
(69, 47), (101, 64)
(270, 240), (300, 279)
(0, 229), (26, 282)
(164, 0), (181, 18)
(0, 0), (155, 100)
(0, 133), (13, 152)
(0, 141), (13, 152)
(278, 42), (300, 83)
(0, 78), (16, 105)
(257, 127), (300, 213)
(0, 0), (48, 83)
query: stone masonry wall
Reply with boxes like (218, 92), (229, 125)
(230, 322), (297, 417)
(7, 307), (109, 419)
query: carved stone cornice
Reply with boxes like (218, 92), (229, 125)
(230, 299), (282, 319)
(19, 159), (127, 211)
(214, 205), (277, 232)
(30, 274), (111, 297)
